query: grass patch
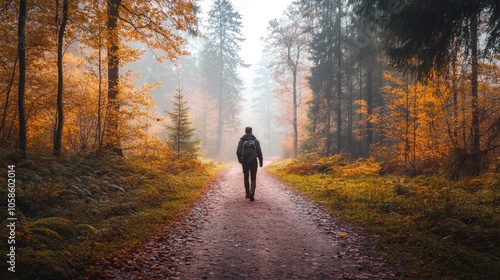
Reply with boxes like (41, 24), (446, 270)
(0, 150), (223, 279)
(268, 156), (500, 280)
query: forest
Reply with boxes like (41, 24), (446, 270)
(0, 0), (499, 279)
(1, 0), (499, 174)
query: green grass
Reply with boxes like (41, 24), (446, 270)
(0, 150), (223, 279)
(268, 156), (500, 280)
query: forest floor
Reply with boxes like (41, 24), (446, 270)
(86, 161), (406, 279)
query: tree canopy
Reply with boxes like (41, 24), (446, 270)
(355, 0), (500, 77)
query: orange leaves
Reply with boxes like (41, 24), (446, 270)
(376, 63), (500, 176)
(119, 0), (197, 62)
(374, 72), (457, 174)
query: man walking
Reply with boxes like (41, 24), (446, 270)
(236, 126), (263, 201)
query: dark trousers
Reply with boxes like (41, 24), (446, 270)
(242, 160), (258, 195)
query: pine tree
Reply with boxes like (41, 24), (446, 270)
(201, 0), (245, 157)
(301, 0), (338, 156)
(165, 85), (199, 160)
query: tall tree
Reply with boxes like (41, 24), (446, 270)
(165, 84), (199, 160)
(17, 0), (27, 158)
(104, 0), (122, 155)
(299, 0), (385, 157)
(361, 35), (377, 156)
(201, 0), (245, 157)
(300, 0), (350, 156)
(307, 0), (336, 156)
(334, 0), (343, 154)
(264, 4), (308, 157)
(470, 11), (480, 175)
(54, 0), (69, 157)
(102, 0), (198, 155)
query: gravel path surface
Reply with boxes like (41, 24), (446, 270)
(86, 163), (403, 279)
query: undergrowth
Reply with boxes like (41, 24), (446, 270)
(0, 149), (223, 279)
(268, 155), (499, 280)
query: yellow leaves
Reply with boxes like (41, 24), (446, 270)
(376, 71), (462, 173)
(337, 159), (381, 177)
(354, 99), (367, 116)
(279, 154), (382, 178)
(118, 0), (197, 62)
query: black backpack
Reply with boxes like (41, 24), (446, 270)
(241, 140), (257, 162)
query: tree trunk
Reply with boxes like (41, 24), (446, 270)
(452, 50), (459, 145)
(347, 62), (353, 155)
(54, 0), (68, 157)
(410, 86), (417, 176)
(177, 92), (181, 159)
(96, 6), (104, 150)
(17, 0), (27, 158)
(0, 57), (17, 146)
(325, 85), (332, 156)
(267, 97), (272, 155)
(104, 0), (123, 155)
(404, 84), (410, 170)
(202, 91), (207, 150)
(358, 56), (363, 156)
(336, 0), (342, 154)
(216, 93), (221, 157)
(470, 12), (480, 175)
(292, 68), (298, 157)
(216, 44), (223, 156)
(365, 48), (373, 156)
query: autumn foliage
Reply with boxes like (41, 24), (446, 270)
(370, 70), (500, 177)
(0, 0), (198, 157)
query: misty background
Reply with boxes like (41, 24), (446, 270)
(125, 0), (293, 160)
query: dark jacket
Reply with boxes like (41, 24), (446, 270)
(236, 133), (263, 165)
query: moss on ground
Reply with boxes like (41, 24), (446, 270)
(268, 157), (499, 280)
(0, 150), (223, 279)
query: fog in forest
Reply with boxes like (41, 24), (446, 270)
(125, 0), (293, 160)
(2, 0), (498, 174)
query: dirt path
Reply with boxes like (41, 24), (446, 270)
(89, 163), (402, 279)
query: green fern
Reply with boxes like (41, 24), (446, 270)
(29, 217), (72, 240)
(75, 224), (97, 235)
(33, 217), (71, 227)
(32, 227), (62, 239)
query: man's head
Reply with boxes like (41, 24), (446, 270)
(245, 126), (252, 134)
